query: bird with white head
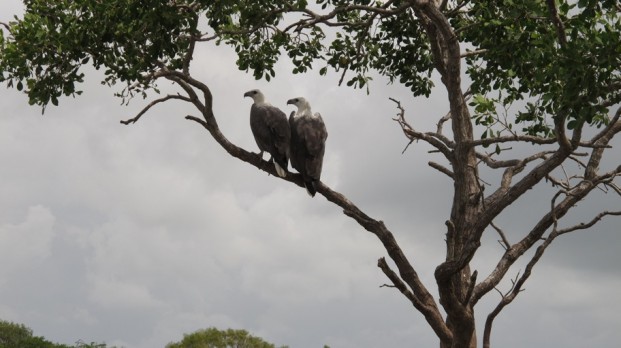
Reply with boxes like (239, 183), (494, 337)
(287, 97), (328, 197)
(244, 89), (291, 178)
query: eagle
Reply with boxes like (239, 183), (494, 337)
(287, 97), (328, 197)
(244, 89), (291, 178)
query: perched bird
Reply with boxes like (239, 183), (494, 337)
(244, 89), (291, 177)
(287, 97), (328, 197)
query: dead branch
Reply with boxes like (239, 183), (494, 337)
(490, 222), (510, 250)
(460, 49), (488, 58)
(134, 70), (453, 344)
(545, 174), (571, 190)
(380, 284), (397, 288)
(377, 257), (424, 309)
(557, 210), (621, 235)
(473, 176), (598, 305)
(390, 97), (455, 161)
(436, 111), (451, 135)
(496, 151), (552, 191)
(468, 134), (555, 147)
(428, 161), (454, 178)
(604, 181), (621, 196)
(464, 270), (478, 304)
(121, 94), (192, 125)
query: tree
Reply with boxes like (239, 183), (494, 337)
(0, 319), (70, 348)
(0, 319), (117, 348)
(166, 327), (287, 348)
(1, 1), (620, 347)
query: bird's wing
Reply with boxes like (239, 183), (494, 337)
(301, 114), (327, 157)
(264, 105), (290, 142)
(250, 104), (272, 151)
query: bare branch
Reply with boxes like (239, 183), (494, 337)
(545, 173), (571, 190)
(436, 111), (451, 135)
(377, 257), (426, 310)
(184, 90), (452, 344)
(121, 94), (191, 125)
(483, 232), (552, 348)
(464, 270), (478, 304)
(390, 98), (455, 161)
(557, 211), (621, 235)
(428, 161), (454, 178)
(490, 222), (510, 250)
(494, 151), (552, 191)
(605, 181), (621, 196)
(460, 49), (488, 58)
(473, 177), (598, 304)
(468, 134), (556, 147)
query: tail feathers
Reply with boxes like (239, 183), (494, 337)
(273, 159), (287, 178)
(304, 180), (318, 197)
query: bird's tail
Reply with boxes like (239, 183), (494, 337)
(305, 180), (318, 197)
(273, 159), (287, 178)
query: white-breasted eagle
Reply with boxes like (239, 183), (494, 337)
(244, 89), (291, 178)
(287, 97), (328, 197)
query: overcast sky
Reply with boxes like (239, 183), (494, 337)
(1, 2), (620, 348)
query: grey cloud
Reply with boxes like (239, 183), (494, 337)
(1, 2), (620, 348)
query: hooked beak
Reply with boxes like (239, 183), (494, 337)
(286, 99), (295, 105)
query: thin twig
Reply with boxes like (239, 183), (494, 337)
(556, 211), (621, 235)
(490, 222), (510, 250)
(120, 94), (192, 125)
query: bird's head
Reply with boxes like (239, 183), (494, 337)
(286, 97), (310, 112)
(244, 89), (265, 103)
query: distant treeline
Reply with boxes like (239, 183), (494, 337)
(0, 320), (113, 348)
(0, 320), (309, 348)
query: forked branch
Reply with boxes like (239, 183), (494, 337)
(390, 97), (455, 162)
(482, 205), (621, 347)
(122, 67), (452, 344)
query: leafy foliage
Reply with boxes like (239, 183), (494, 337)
(0, 320), (70, 348)
(455, 0), (621, 136)
(0, 319), (117, 348)
(165, 327), (287, 348)
(0, 0), (198, 109)
(2, 0), (618, 135)
(1, 2), (620, 347)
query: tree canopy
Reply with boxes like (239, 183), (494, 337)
(1, 1), (620, 348)
(0, 320), (69, 348)
(0, 319), (112, 348)
(166, 327), (287, 348)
